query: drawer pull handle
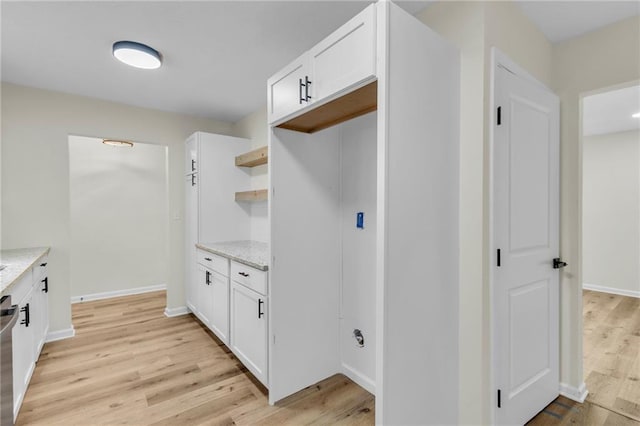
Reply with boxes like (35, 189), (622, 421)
(238, 272), (249, 277)
(20, 303), (30, 327)
(258, 299), (264, 319)
(205, 270), (211, 285)
(204, 257), (212, 261)
(40, 262), (48, 267)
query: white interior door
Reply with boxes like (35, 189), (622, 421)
(493, 62), (561, 425)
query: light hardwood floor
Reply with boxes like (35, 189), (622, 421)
(17, 289), (639, 425)
(17, 291), (374, 425)
(527, 290), (640, 425)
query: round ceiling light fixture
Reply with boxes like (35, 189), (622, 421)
(112, 41), (162, 69)
(102, 139), (134, 147)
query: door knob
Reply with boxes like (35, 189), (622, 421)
(553, 258), (568, 269)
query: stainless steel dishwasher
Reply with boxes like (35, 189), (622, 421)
(0, 295), (19, 426)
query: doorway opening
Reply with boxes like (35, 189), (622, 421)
(580, 84), (640, 421)
(68, 135), (169, 305)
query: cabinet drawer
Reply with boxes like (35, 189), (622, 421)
(33, 256), (48, 281)
(230, 261), (267, 296)
(196, 250), (228, 277)
(10, 270), (33, 305)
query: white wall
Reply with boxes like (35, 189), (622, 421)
(1, 83), (233, 334)
(69, 135), (168, 298)
(583, 130), (640, 296)
(339, 112), (377, 391)
(552, 15), (640, 396)
(231, 107), (269, 242)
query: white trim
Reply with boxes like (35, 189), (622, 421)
(46, 326), (76, 342)
(164, 306), (190, 317)
(560, 382), (588, 403)
(341, 363), (376, 395)
(71, 284), (166, 303)
(583, 283), (640, 299)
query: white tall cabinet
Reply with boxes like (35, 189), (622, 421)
(184, 133), (251, 318)
(267, 2), (460, 425)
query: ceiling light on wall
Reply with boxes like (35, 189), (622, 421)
(633, 112), (640, 118)
(112, 41), (162, 69)
(102, 139), (134, 147)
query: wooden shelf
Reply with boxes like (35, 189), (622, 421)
(277, 81), (377, 134)
(235, 189), (268, 202)
(235, 146), (268, 167)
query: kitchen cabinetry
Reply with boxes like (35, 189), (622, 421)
(267, 4), (375, 126)
(192, 249), (229, 345)
(230, 261), (267, 386)
(184, 133), (251, 313)
(11, 258), (49, 421)
(268, 2), (459, 424)
(268, 54), (310, 124)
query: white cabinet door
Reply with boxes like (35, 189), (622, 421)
(209, 270), (229, 345)
(185, 134), (198, 175)
(230, 282), (267, 385)
(196, 264), (214, 327)
(185, 174), (198, 314)
(33, 275), (49, 354)
(12, 288), (35, 420)
(267, 53), (311, 124)
(309, 4), (375, 101)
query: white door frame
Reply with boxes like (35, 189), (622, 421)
(488, 47), (575, 423)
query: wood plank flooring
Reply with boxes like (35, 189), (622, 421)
(527, 290), (640, 425)
(16, 289), (639, 425)
(16, 291), (374, 425)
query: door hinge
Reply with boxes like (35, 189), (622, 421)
(497, 389), (501, 408)
(497, 249), (501, 267)
(497, 106), (502, 126)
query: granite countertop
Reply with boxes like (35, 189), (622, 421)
(196, 240), (268, 271)
(0, 247), (50, 296)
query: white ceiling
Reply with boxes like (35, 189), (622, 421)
(583, 85), (640, 137)
(2, 1), (639, 123)
(516, 1), (640, 43)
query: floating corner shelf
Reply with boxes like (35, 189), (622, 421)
(235, 146), (268, 167)
(235, 189), (268, 202)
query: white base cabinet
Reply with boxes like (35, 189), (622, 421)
(230, 281), (267, 386)
(11, 257), (49, 421)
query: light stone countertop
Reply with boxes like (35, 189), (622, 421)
(196, 241), (268, 271)
(0, 247), (50, 296)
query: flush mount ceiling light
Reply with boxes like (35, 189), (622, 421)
(102, 139), (134, 147)
(633, 112), (640, 118)
(112, 41), (162, 69)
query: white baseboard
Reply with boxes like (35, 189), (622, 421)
(71, 284), (166, 304)
(583, 283), (639, 298)
(164, 306), (190, 317)
(46, 326), (76, 342)
(560, 382), (588, 403)
(341, 363), (376, 395)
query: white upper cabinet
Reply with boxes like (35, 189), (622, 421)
(267, 4), (376, 125)
(185, 134), (198, 175)
(268, 53), (311, 124)
(310, 4), (375, 102)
